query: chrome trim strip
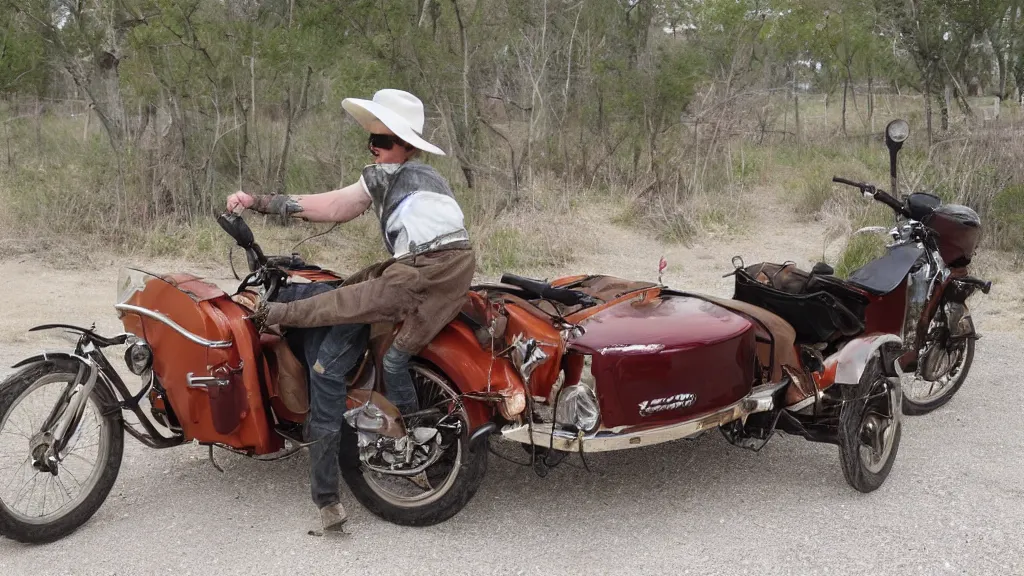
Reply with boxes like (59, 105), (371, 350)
(186, 373), (229, 389)
(501, 381), (786, 453)
(115, 304), (233, 349)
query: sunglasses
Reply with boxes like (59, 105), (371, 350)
(368, 133), (413, 155)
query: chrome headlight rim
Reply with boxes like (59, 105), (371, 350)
(554, 382), (601, 434)
(124, 340), (153, 375)
(886, 118), (910, 144)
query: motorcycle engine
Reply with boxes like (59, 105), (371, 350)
(344, 403), (446, 474)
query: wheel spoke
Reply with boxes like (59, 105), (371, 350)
(2, 455), (32, 494)
(54, 474), (75, 502)
(13, 474), (41, 509)
(62, 420), (100, 456)
(53, 473), (69, 506)
(64, 450), (97, 467)
(6, 416), (34, 439)
(2, 428), (31, 440)
(59, 463), (84, 490)
(39, 476), (49, 517)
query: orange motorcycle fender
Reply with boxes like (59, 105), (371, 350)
(814, 334), (903, 389)
(419, 322), (527, 431)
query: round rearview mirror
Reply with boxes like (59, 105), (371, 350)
(886, 119), (910, 144)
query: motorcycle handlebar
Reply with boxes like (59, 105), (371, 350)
(831, 176), (862, 188)
(831, 176), (911, 218)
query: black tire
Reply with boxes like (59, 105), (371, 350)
(902, 337), (975, 416)
(838, 355), (901, 493)
(0, 359), (124, 544)
(339, 364), (488, 526)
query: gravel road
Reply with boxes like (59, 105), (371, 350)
(1, 209), (1022, 576)
(2, 326), (1022, 575)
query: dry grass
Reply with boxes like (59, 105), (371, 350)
(0, 94), (1022, 277)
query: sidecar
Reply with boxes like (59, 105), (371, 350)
(480, 274), (902, 493)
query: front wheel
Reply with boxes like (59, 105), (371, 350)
(0, 359), (124, 543)
(340, 363), (488, 526)
(838, 355), (902, 493)
(902, 337), (975, 416)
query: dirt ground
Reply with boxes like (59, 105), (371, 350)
(1, 194), (1023, 576)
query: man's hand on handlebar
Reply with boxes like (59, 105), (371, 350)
(247, 298), (274, 333)
(227, 191), (255, 214)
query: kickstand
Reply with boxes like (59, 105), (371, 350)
(208, 445), (225, 473)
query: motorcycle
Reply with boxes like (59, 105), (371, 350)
(1, 212), (905, 544)
(730, 118), (990, 416)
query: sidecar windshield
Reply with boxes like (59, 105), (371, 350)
(117, 268), (229, 306)
(117, 268), (157, 305)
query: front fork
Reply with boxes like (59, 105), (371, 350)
(27, 346), (104, 473)
(901, 266), (987, 371)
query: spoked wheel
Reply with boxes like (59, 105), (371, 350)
(903, 337), (975, 416)
(0, 360), (124, 543)
(838, 355), (901, 493)
(340, 363), (487, 526)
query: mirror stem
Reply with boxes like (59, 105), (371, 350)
(889, 147), (899, 197)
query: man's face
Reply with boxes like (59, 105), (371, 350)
(369, 133), (414, 164)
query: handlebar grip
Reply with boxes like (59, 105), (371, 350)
(832, 176), (862, 188)
(873, 190), (910, 217)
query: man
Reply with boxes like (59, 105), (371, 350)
(226, 89), (476, 532)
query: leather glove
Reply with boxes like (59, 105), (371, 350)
(251, 194), (303, 218)
(247, 299), (286, 333)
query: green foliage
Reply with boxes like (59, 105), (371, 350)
(480, 228), (527, 274)
(992, 184), (1024, 253)
(0, 0), (1022, 264)
(835, 233), (887, 279)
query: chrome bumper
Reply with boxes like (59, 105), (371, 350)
(500, 382), (785, 453)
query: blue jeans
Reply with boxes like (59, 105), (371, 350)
(274, 282), (419, 509)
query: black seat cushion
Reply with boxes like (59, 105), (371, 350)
(847, 243), (925, 296)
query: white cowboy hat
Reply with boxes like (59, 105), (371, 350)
(342, 89), (446, 156)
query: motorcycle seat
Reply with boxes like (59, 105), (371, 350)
(847, 243), (925, 296)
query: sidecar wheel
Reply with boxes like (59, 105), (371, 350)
(339, 363), (488, 526)
(0, 360), (124, 543)
(838, 355), (901, 493)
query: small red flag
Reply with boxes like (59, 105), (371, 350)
(659, 256), (667, 274)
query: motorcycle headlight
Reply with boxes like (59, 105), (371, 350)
(124, 341), (153, 375)
(555, 384), (600, 434)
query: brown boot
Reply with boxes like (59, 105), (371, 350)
(320, 502), (348, 532)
